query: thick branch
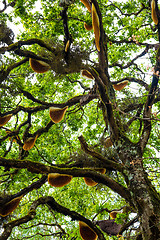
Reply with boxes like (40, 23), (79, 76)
(0, 93), (98, 117)
(46, 196), (105, 240)
(0, 39), (90, 75)
(1, 196), (106, 240)
(20, 89), (97, 106)
(60, 7), (72, 50)
(20, 89), (50, 105)
(0, 38), (55, 54)
(78, 135), (122, 171)
(92, 0), (109, 77)
(0, 157), (131, 202)
(140, 47), (160, 152)
(91, 71), (119, 139)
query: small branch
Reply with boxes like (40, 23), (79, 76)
(67, 76), (90, 91)
(125, 105), (143, 130)
(13, 175), (47, 199)
(0, 0), (16, 13)
(19, 232), (63, 239)
(20, 89), (50, 105)
(0, 58), (28, 84)
(108, 1), (146, 17)
(0, 94), (98, 145)
(117, 107), (156, 121)
(119, 216), (139, 235)
(121, 100), (144, 113)
(109, 46), (150, 69)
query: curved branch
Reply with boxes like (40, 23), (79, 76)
(0, 58), (28, 84)
(109, 46), (149, 69)
(46, 196), (105, 240)
(0, 157), (131, 203)
(108, 2), (146, 17)
(140, 46), (160, 152)
(1, 207), (37, 239)
(120, 98), (144, 113)
(0, 92), (98, 116)
(78, 135), (122, 171)
(67, 76), (90, 91)
(0, 93), (98, 144)
(19, 89), (51, 105)
(20, 89), (97, 106)
(13, 175), (47, 199)
(0, 38), (55, 54)
(119, 216), (139, 235)
(0, 39), (90, 75)
(111, 77), (149, 91)
(1, 175), (47, 205)
(0, 0), (16, 13)
(1, 196), (106, 240)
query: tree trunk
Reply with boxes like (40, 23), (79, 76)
(128, 159), (160, 240)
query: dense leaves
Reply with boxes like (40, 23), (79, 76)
(0, 0), (160, 240)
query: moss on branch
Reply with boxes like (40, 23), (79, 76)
(0, 157), (132, 203)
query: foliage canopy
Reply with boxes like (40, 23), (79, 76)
(0, 0), (160, 239)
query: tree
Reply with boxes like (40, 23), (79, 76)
(0, 0), (160, 239)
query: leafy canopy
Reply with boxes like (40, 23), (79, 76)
(0, 0), (160, 240)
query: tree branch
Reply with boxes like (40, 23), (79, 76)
(0, 92), (98, 118)
(109, 46), (150, 69)
(0, 58), (28, 84)
(0, 157), (132, 203)
(78, 135), (122, 171)
(90, 71), (120, 140)
(1, 196), (106, 240)
(0, 0), (16, 13)
(0, 38), (55, 54)
(111, 77), (149, 91)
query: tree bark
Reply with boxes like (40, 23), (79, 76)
(127, 158), (160, 240)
